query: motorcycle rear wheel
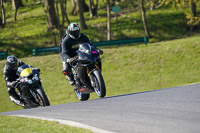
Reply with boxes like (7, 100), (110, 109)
(35, 88), (50, 106)
(74, 89), (90, 101)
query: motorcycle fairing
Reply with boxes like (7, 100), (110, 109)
(20, 68), (32, 78)
(17, 64), (33, 78)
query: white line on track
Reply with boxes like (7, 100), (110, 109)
(12, 115), (115, 133)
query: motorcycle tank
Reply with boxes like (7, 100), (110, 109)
(17, 64), (33, 78)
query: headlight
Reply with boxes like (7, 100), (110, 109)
(34, 76), (38, 81)
(32, 74), (39, 81)
(28, 80), (33, 84)
(35, 76), (39, 80)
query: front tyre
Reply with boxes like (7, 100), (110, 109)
(92, 70), (106, 98)
(36, 88), (50, 106)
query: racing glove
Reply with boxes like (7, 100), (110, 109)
(66, 56), (77, 63)
(7, 81), (17, 88)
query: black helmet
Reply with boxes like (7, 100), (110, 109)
(6, 55), (19, 68)
(67, 22), (80, 40)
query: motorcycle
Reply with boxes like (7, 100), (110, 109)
(69, 43), (106, 101)
(15, 64), (50, 108)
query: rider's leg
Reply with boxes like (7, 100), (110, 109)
(7, 87), (25, 107)
(62, 62), (75, 85)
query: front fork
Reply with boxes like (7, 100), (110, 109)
(87, 63), (100, 88)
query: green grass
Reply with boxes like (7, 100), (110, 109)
(0, 115), (93, 133)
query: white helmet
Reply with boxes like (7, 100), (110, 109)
(67, 22), (81, 40)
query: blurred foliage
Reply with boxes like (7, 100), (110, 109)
(0, 0), (200, 57)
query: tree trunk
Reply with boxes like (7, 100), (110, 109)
(1, 0), (6, 27)
(82, 0), (89, 12)
(78, 0), (87, 29)
(12, 0), (23, 9)
(190, 0), (197, 31)
(58, 0), (65, 38)
(89, 0), (98, 18)
(18, 0), (24, 7)
(12, 0), (18, 21)
(150, 0), (156, 10)
(0, 11), (2, 26)
(71, 0), (78, 15)
(14, 8), (18, 21)
(11, 0), (24, 21)
(55, 0), (61, 39)
(64, 0), (70, 25)
(89, 0), (93, 17)
(0, 13), (1, 26)
(106, 0), (111, 41)
(44, 0), (59, 30)
(141, 0), (151, 38)
(59, 0), (64, 28)
(93, 0), (98, 16)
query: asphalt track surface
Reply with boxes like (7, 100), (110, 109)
(1, 83), (200, 133)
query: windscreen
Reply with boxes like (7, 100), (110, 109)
(79, 43), (91, 54)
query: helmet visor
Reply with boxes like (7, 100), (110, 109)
(7, 61), (18, 68)
(10, 62), (17, 68)
(69, 30), (80, 39)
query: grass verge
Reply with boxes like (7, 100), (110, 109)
(0, 115), (93, 133)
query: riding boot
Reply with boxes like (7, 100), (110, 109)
(63, 62), (75, 85)
(9, 96), (25, 107)
(8, 87), (25, 107)
(66, 75), (75, 85)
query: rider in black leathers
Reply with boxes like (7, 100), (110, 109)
(60, 22), (101, 86)
(3, 55), (39, 108)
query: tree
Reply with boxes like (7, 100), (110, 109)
(55, 0), (63, 38)
(71, 0), (89, 15)
(106, 0), (111, 40)
(12, 0), (24, 21)
(140, 0), (151, 37)
(77, 0), (87, 29)
(1, 0), (6, 27)
(71, 0), (78, 15)
(189, 0), (197, 31)
(89, 0), (98, 18)
(63, 0), (70, 25)
(44, 0), (59, 30)
(164, 0), (200, 31)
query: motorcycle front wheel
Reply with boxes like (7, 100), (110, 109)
(92, 69), (106, 98)
(35, 88), (50, 106)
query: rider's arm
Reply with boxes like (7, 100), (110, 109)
(60, 38), (71, 62)
(3, 66), (13, 87)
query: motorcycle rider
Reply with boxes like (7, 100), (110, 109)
(60, 22), (102, 86)
(3, 55), (39, 108)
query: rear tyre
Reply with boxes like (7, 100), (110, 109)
(35, 88), (50, 106)
(74, 88), (90, 101)
(92, 70), (106, 98)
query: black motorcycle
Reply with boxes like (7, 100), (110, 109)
(15, 64), (50, 108)
(69, 43), (106, 101)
